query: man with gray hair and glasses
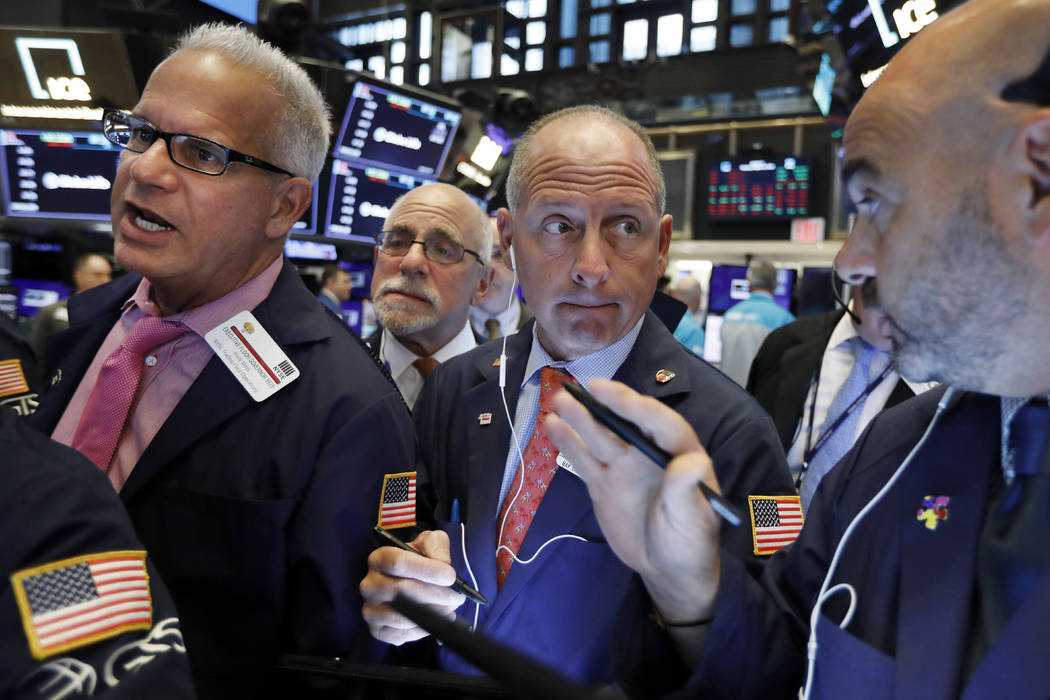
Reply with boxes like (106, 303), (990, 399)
(30, 23), (414, 697)
(365, 182), (493, 409)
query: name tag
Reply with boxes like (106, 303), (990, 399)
(205, 311), (299, 402)
(556, 452), (579, 477)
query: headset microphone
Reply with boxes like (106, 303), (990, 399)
(830, 270), (863, 326)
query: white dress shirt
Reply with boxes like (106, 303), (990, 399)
(470, 299), (523, 340)
(381, 321), (478, 407)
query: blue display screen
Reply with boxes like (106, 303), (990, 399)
(333, 78), (461, 178)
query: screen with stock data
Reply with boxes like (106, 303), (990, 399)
(0, 129), (120, 221)
(325, 160), (434, 243)
(333, 78), (461, 178)
(707, 157), (810, 220)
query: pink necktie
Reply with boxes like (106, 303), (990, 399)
(71, 316), (189, 471)
(496, 367), (576, 588)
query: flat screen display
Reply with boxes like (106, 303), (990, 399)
(12, 277), (69, 317)
(830, 0), (965, 87)
(333, 77), (461, 178)
(0, 129), (120, 221)
(284, 239), (337, 261)
(707, 265), (795, 314)
(325, 160), (434, 243)
(707, 157), (810, 220)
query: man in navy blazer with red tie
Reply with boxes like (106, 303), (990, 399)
(359, 105), (794, 685)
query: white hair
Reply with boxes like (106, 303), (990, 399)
(173, 23), (331, 182)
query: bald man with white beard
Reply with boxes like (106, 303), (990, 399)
(366, 183), (493, 408)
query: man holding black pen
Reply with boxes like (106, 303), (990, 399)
(359, 105), (794, 685)
(544, 1), (1050, 696)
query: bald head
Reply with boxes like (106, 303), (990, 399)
(835, 0), (1050, 396)
(671, 274), (702, 312)
(855, 0), (1050, 143)
(371, 182), (493, 356)
(386, 183), (491, 262)
(505, 105), (666, 216)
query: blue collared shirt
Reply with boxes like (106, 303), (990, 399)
(496, 317), (645, 509)
(1000, 394), (1050, 483)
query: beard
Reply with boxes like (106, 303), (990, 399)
(372, 277), (444, 336)
(884, 180), (1031, 390)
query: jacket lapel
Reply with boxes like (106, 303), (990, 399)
(963, 566), (1050, 698)
(963, 432), (1050, 699)
(460, 328), (532, 607)
(894, 393), (998, 700)
(490, 312), (689, 618)
(120, 260), (331, 501)
(30, 275), (141, 434)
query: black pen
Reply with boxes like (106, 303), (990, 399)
(561, 382), (743, 527)
(373, 525), (489, 606)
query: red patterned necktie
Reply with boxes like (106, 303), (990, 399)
(71, 316), (189, 472)
(496, 366), (576, 588)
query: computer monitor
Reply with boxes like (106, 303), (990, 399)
(11, 277), (70, 317)
(0, 129), (120, 222)
(707, 264), (795, 314)
(284, 239), (337, 262)
(324, 160), (434, 243)
(333, 76), (461, 178)
(707, 157), (810, 220)
(657, 149), (696, 238)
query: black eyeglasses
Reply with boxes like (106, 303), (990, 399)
(374, 230), (484, 266)
(101, 109), (296, 178)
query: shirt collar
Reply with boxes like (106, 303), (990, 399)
(470, 298), (521, 336)
(521, 315), (645, 390)
(381, 319), (478, 378)
(827, 310), (860, 353)
(122, 255), (284, 336)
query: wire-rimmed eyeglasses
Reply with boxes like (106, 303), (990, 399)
(101, 108), (296, 178)
(374, 230), (484, 266)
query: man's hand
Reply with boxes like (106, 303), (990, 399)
(546, 379), (722, 625)
(360, 529), (466, 645)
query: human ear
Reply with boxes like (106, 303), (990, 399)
(1011, 109), (1050, 243)
(265, 177), (312, 241)
(471, 266), (495, 305)
(496, 209), (514, 271)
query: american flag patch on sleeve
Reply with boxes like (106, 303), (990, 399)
(0, 359), (29, 398)
(378, 472), (417, 529)
(11, 550), (153, 660)
(748, 495), (804, 555)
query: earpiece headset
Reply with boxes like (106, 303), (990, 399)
(830, 268), (862, 326)
(459, 239), (588, 629)
(799, 386), (956, 699)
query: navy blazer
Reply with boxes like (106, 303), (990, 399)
(409, 311), (793, 685)
(30, 260), (415, 698)
(1, 407), (194, 698)
(618, 388), (1050, 699)
(747, 310), (914, 451)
